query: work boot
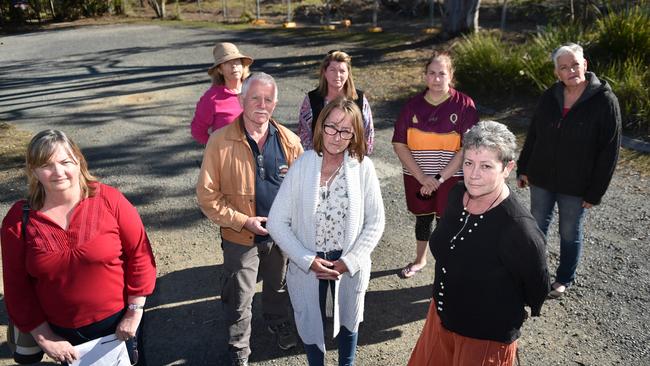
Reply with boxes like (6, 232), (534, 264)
(267, 321), (297, 350)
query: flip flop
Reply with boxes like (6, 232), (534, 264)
(400, 262), (423, 279)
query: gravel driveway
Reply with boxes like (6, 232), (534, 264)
(0, 24), (648, 366)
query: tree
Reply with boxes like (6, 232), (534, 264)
(442, 0), (480, 36)
(148, 0), (165, 18)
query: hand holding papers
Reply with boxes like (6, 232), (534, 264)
(70, 334), (131, 366)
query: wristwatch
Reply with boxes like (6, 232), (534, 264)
(434, 174), (445, 183)
(127, 304), (145, 311)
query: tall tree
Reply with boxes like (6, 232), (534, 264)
(442, 0), (480, 36)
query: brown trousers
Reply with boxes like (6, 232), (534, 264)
(221, 239), (290, 358)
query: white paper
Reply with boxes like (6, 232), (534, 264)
(70, 334), (131, 366)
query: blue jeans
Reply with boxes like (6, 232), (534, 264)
(304, 326), (358, 366)
(304, 250), (358, 366)
(530, 185), (586, 285)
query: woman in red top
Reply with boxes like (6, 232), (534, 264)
(1, 130), (156, 364)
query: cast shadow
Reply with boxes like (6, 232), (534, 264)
(0, 266), (431, 364)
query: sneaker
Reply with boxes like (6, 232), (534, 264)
(549, 282), (567, 299)
(267, 321), (297, 350)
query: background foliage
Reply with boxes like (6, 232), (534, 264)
(1, 0), (647, 137)
(453, 2), (649, 137)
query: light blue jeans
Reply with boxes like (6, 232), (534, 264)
(530, 185), (587, 285)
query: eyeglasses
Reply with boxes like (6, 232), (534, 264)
(323, 124), (354, 140)
(256, 154), (266, 180)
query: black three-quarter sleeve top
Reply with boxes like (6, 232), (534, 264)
(429, 183), (550, 344)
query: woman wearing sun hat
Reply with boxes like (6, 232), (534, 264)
(190, 42), (254, 144)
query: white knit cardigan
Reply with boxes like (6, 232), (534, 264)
(267, 150), (385, 353)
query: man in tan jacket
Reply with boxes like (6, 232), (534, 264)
(196, 72), (303, 366)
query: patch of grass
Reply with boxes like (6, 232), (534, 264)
(354, 49), (427, 102)
(598, 58), (650, 135)
(592, 5), (650, 65)
(0, 122), (30, 172)
(453, 31), (527, 97)
(618, 148), (650, 177)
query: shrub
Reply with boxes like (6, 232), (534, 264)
(592, 5), (650, 65)
(520, 23), (590, 92)
(452, 31), (527, 97)
(599, 58), (650, 136)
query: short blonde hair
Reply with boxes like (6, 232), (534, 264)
(317, 51), (358, 100)
(312, 97), (366, 162)
(26, 130), (97, 210)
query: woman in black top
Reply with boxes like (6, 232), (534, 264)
(517, 43), (621, 298)
(408, 121), (550, 366)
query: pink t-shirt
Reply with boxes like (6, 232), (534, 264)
(190, 85), (242, 144)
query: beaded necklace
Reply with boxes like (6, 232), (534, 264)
(449, 186), (504, 250)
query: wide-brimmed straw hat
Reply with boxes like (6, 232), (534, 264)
(207, 42), (253, 76)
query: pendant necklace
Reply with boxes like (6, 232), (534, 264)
(449, 186), (504, 249)
(320, 162), (343, 200)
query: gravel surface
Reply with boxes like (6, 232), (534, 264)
(0, 24), (648, 366)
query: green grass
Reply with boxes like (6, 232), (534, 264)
(453, 31), (527, 97)
(592, 5), (650, 64)
(452, 6), (649, 139)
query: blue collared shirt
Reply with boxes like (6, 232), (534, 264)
(244, 123), (288, 243)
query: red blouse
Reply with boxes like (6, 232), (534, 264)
(1, 183), (156, 332)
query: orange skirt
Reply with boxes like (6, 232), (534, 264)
(408, 301), (517, 366)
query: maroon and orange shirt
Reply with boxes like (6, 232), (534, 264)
(392, 88), (479, 178)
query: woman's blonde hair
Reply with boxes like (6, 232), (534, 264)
(318, 51), (358, 100)
(313, 97), (366, 162)
(26, 130), (97, 210)
(211, 62), (251, 86)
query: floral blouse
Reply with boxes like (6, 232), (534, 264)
(315, 170), (349, 252)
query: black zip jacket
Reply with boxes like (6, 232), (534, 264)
(517, 72), (621, 205)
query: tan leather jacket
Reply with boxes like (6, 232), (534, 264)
(196, 116), (303, 245)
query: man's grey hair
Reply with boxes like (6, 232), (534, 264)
(462, 120), (517, 165)
(240, 72), (278, 101)
(551, 43), (585, 68)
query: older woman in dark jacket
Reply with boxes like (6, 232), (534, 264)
(517, 43), (621, 298)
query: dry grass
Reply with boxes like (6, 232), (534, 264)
(618, 149), (650, 177)
(0, 123), (29, 171)
(355, 48), (430, 103)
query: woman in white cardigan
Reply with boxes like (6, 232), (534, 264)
(268, 97), (385, 366)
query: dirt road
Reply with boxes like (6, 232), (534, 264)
(0, 24), (648, 365)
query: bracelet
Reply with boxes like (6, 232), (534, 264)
(434, 173), (445, 183)
(127, 304), (145, 311)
